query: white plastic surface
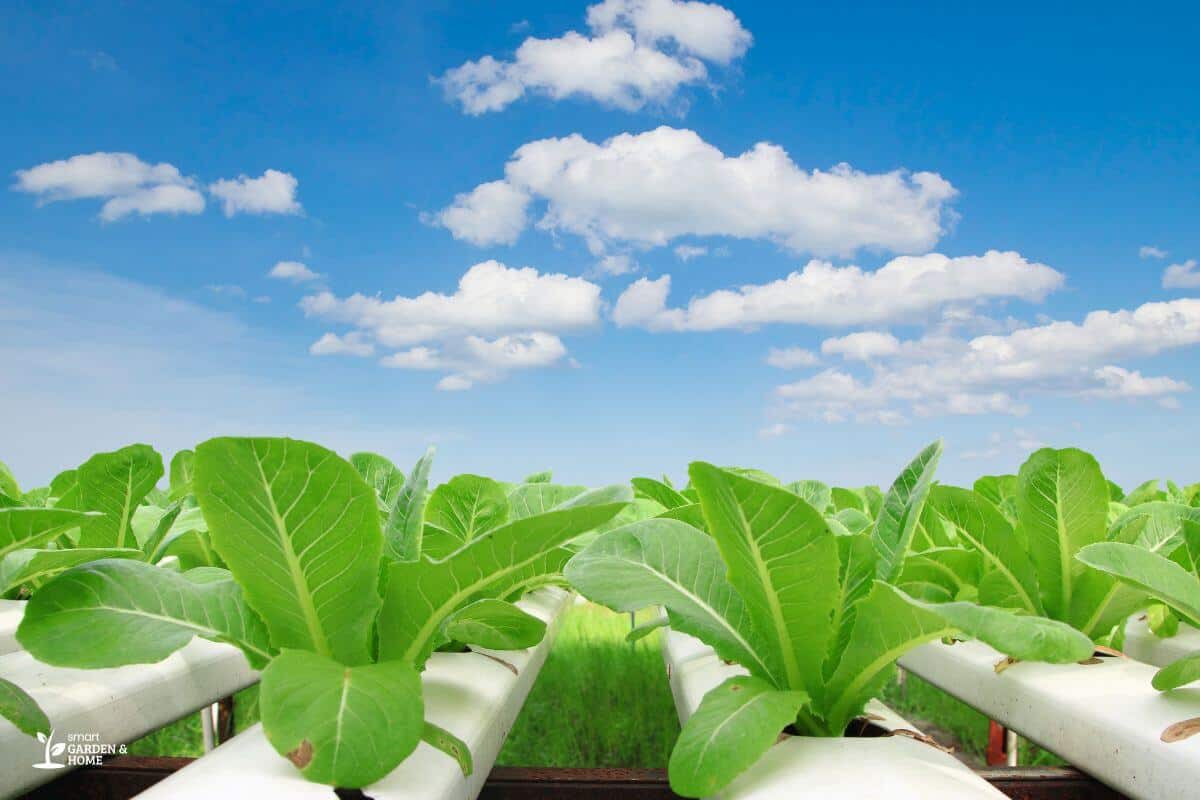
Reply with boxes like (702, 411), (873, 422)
(662, 629), (1004, 799)
(1124, 615), (1200, 668)
(135, 588), (572, 799)
(0, 637), (258, 797)
(900, 638), (1200, 800)
(0, 599), (24, 655)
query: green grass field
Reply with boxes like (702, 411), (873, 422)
(127, 600), (1059, 770)
(497, 601), (679, 767)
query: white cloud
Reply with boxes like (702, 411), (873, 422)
(309, 332), (375, 357)
(1140, 245), (1168, 259)
(302, 261), (600, 389)
(674, 244), (708, 261)
(208, 169), (301, 217)
(1086, 366), (1190, 401)
(593, 254), (637, 276)
(436, 374), (473, 392)
(438, 0), (750, 114)
(302, 260), (601, 346)
(432, 180), (530, 246)
(587, 0), (752, 63)
(381, 332), (569, 390)
(774, 297), (1200, 424)
(1163, 259), (1200, 289)
(99, 184), (206, 221)
(765, 347), (819, 369)
(775, 369), (894, 424)
(821, 331), (901, 361)
(441, 127), (958, 256)
(13, 152), (205, 220)
(613, 251), (1063, 331)
(269, 260), (323, 283)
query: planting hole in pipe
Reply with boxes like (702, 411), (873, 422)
(334, 788), (374, 800)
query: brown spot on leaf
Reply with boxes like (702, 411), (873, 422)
(287, 739), (313, 769)
(1162, 717), (1200, 743)
(1093, 645), (1125, 658)
(729, 684), (742, 692)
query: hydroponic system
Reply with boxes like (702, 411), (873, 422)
(1, 439), (1198, 799)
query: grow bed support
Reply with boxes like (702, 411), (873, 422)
(899, 638), (1200, 800)
(18, 761), (1125, 800)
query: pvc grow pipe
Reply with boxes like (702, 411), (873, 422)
(133, 587), (572, 800)
(1124, 615), (1200, 669)
(661, 630), (1006, 799)
(899, 638), (1200, 800)
(0, 638), (258, 797)
(0, 599), (25, 655)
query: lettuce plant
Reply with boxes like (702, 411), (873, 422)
(0, 444), (208, 738)
(1078, 507), (1200, 690)
(922, 448), (1197, 641)
(566, 444), (1090, 797)
(17, 437), (629, 788)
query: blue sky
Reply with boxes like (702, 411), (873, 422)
(2, 0), (1198, 488)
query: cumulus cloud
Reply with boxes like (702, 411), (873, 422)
(438, 0), (750, 114)
(593, 254), (637, 276)
(310, 332), (375, 357)
(431, 180), (530, 246)
(1163, 259), (1200, 289)
(13, 152), (205, 221)
(438, 127), (958, 256)
(821, 331), (901, 361)
(268, 260), (323, 283)
(1140, 245), (1168, 259)
(613, 251), (1063, 331)
(209, 169), (301, 217)
(773, 297), (1200, 424)
(765, 347), (819, 369)
(1086, 366), (1189, 402)
(301, 260), (601, 389)
(382, 332), (569, 391)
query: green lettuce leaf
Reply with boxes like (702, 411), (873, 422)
(194, 437), (382, 665)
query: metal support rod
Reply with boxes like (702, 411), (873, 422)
(199, 706), (215, 753)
